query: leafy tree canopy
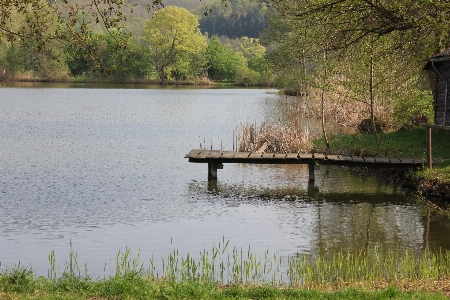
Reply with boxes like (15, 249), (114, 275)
(267, 0), (449, 54)
(141, 6), (207, 84)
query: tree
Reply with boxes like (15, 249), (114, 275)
(263, 0), (449, 127)
(267, 0), (449, 53)
(141, 6), (207, 84)
(0, 0), (169, 76)
(205, 35), (245, 81)
(235, 36), (273, 85)
(2, 44), (22, 80)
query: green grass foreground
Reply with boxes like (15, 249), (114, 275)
(2, 246), (450, 299)
(0, 280), (448, 300)
(313, 127), (450, 199)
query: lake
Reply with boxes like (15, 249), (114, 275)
(1, 82), (450, 279)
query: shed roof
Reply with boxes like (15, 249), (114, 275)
(424, 48), (450, 70)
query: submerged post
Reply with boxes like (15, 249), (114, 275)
(308, 162), (315, 182)
(208, 163), (218, 180)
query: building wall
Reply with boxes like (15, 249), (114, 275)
(434, 61), (450, 126)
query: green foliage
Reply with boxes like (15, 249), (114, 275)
(237, 36), (265, 59)
(198, 0), (269, 39)
(263, 0), (450, 125)
(0, 0), (275, 84)
(205, 35), (245, 81)
(1, 44), (22, 80)
(141, 6), (207, 84)
(235, 64), (259, 85)
(393, 90), (434, 126)
(0, 263), (35, 293)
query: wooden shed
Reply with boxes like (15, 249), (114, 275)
(424, 48), (450, 126)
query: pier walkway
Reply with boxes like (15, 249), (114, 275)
(185, 149), (443, 182)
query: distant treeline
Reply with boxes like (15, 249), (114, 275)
(198, 0), (269, 39)
(0, 3), (273, 86)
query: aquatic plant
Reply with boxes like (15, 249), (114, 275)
(38, 240), (450, 288)
(2, 240), (450, 299)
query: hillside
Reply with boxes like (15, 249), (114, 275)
(130, 0), (215, 18)
(69, 0), (268, 39)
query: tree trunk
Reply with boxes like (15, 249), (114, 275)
(369, 49), (381, 156)
(321, 48), (330, 150)
(159, 70), (166, 85)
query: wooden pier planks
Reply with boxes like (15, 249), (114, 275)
(184, 149), (202, 159)
(186, 149), (444, 181)
(186, 149), (441, 169)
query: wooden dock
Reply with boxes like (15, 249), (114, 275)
(185, 149), (443, 181)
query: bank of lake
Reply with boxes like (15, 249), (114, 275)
(313, 127), (450, 204)
(2, 245), (450, 299)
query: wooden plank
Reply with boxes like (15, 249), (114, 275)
(262, 153), (274, 159)
(286, 153), (299, 159)
(221, 151), (236, 159)
(184, 149), (202, 158)
(196, 150), (223, 159)
(364, 157), (376, 163)
(313, 153), (325, 160)
(208, 151), (223, 159)
(299, 153), (313, 159)
(326, 155), (340, 161)
(375, 157), (390, 164)
(196, 150), (212, 159)
(186, 149), (435, 172)
(389, 158), (402, 164)
(248, 152), (262, 159)
(412, 158), (424, 164)
(399, 158), (414, 164)
(338, 155), (353, 161)
(273, 153), (287, 159)
(233, 152), (251, 159)
(352, 156), (365, 163)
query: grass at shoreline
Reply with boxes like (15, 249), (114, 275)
(313, 127), (450, 159)
(0, 282), (447, 299)
(2, 246), (450, 299)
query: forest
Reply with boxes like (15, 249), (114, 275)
(1, 0), (449, 129)
(0, 0), (271, 86)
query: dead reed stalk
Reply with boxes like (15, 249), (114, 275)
(238, 121), (312, 153)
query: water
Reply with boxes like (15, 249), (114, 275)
(1, 83), (449, 278)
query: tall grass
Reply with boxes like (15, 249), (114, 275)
(2, 243), (450, 299)
(3, 243), (450, 288)
(105, 245), (450, 287)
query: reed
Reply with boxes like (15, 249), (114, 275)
(236, 95), (324, 153)
(2, 243), (450, 299)
(8, 244), (450, 287)
(122, 245), (450, 288)
(238, 121), (313, 153)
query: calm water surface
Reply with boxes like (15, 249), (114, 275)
(1, 83), (450, 277)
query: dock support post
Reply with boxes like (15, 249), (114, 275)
(426, 127), (432, 169)
(308, 162), (315, 182)
(208, 163), (218, 180)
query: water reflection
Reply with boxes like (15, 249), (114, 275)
(189, 169), (450, 257)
